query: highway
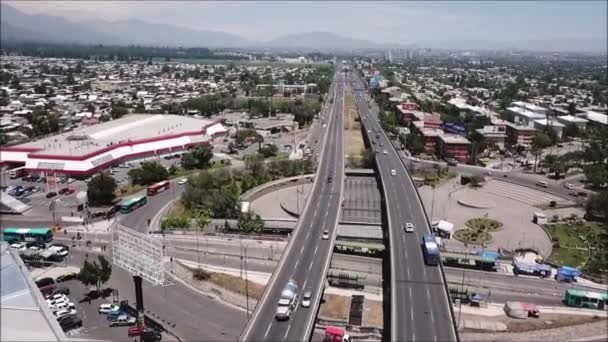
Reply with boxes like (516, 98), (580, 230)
(239, 70), (346, 341)
(353, 74), (458, 342)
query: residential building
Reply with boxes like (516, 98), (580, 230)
(507, 105), (546, 127)
(438, 134), (471, 162)
(419, 128), (444, 155)
(476, 125), (508, 149)
(581, 111), (608, 129)
(556, 115), (588, 131)
(534, 119), (565, 140)
(423, 113), (442, 129)
(504, 122), (536, 147)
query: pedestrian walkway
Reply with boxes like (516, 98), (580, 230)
(481, 180), (566, 206)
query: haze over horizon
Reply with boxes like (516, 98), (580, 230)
(3, 0), (607, 52)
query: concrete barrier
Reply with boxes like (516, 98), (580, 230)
(240, 174), (315, 202)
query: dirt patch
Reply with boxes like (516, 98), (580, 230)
(460, 312), (607, 333)
(182, 263), (264, 300)
(166, 200), (188, 217)
(319, 294), (351, 321)
(363, 299), (383, 327)
(344, 86), (365, 159)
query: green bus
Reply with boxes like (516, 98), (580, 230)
(564, 289), (607, 310)
(120, 195), (148, 214)
(3, 228), (54, 243)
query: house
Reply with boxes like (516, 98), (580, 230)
(556, 115), (588, 131)
(533, 119), (565, 140)
(396, 103), (424, 123)
(581, 111), (608, 129)
(476, 125), (507, 149)
(438, 134), (470, 163)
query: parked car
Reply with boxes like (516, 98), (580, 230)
(109, 314), (137, 327)
(46, 192), (57, 198)
(141, 329), (162, 342)
(64, 188), (75, 195)
(59, 315), (82, 331)
(58, 188), (68, 195)
(50, 286), (71, 296)
(10, 243), (26, 251)
(56, 273), (78, 282)
(54, 309), (77, 319)
(45, 294), (68, 302)
(128, 326), (145, 337)
(26, 241), (46, 249)
(99, 303), (120, 314)
(36, 277), (55, 288)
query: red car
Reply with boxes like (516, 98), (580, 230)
(128, 326), (144, 337)
(59, 188), (75, 195)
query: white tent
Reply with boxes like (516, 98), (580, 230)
(432, 220), (454, 239)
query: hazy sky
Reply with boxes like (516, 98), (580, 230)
(7, 1), (607, 43)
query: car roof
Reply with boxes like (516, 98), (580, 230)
(303, 291), (312, 297)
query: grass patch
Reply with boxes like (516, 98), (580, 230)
(115, 183), (144, 198)
(454, 217), (504, 245)
(466, 218), (503, 232)
(544, 222), (607, 276)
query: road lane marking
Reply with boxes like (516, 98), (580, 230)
(264, 323), (272, 338)
(295, 259), (300, 268)
(284, 324), (291, 339)
(314, 245), (318, 255)
(309, 262), (313, 271)
(303, 280), (308, 289)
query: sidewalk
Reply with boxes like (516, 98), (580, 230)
(458, 302), (608, 318)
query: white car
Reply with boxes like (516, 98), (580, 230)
(28, 245), (42, 251)
(67, 178), (76, 184)
(404, 223), (414, 233)
(390, 169), (397, 176)
(10, 243), (26, 251)
(301, 291), (312, 308)
(178, 178), (188, 185)
(275, 304), (292, 321)
(383, 150), (388, 154)
(564, 183), (574, 190)
(53, 307), (76, 318)
(98, 303), (120, 314)
(46, 294), (68, 302)
(322, 230), (330, 240)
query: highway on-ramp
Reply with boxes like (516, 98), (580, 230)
(239, 70), (346, 342)
(353, 74), (458, 342)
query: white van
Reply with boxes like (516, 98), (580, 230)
(536, 181), (549, 188)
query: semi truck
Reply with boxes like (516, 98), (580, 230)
(275, 279), (298, 321)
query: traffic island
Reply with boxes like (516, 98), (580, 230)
(453, 218), (504, 245)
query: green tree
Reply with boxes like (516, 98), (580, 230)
(128, 161), (169, 185)
(87, 173), (116, 206)
(78, 259), (98, 291)
(585, 164), (608, 189)
(78, 256), (112, 294)
(181, 145), (214, 170)
(406, 130), (425, 155)
(258, 144), (278, 158)
(532, 132), (552, 173)
(194, 209), (212, 233)
(161, 214), (191, 230)
(586, 190), (608, 224)
(97, 255), (112, 292)
(237, 212), (264, 233)
(110, 103), (129, 119)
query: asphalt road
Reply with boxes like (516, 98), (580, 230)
(240, 70), (346, 342)
(353, 75), (458, 342)
(65, 248), (246, 341)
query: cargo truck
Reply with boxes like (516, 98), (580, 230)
(275, 279), (298, 321)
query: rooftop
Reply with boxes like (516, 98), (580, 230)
(1, 243), (66, 341)
(507, 106), (546, 119)
(534, 119), (566, 128)
(556, 115), (588, 123)
(15, 114), (215, 156)
(440, 134), (471, 145)
(584, 111), (608, 125)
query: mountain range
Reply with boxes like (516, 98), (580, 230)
(1, 3), (605, 53)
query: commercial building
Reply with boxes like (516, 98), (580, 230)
(1, 243), (67, 341)
(0, 114), (227, 176)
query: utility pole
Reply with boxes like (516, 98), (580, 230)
(244, 246), (250, 319)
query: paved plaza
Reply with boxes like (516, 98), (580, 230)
(418, 178), (585, 257)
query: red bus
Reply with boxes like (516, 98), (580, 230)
(147, 180), (170, 196)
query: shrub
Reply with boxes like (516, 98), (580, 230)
(193, 268), (210, 281)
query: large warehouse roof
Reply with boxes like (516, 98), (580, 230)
(17, 114), (215, 156)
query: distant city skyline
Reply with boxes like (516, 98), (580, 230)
(7, 0), (607, 45)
